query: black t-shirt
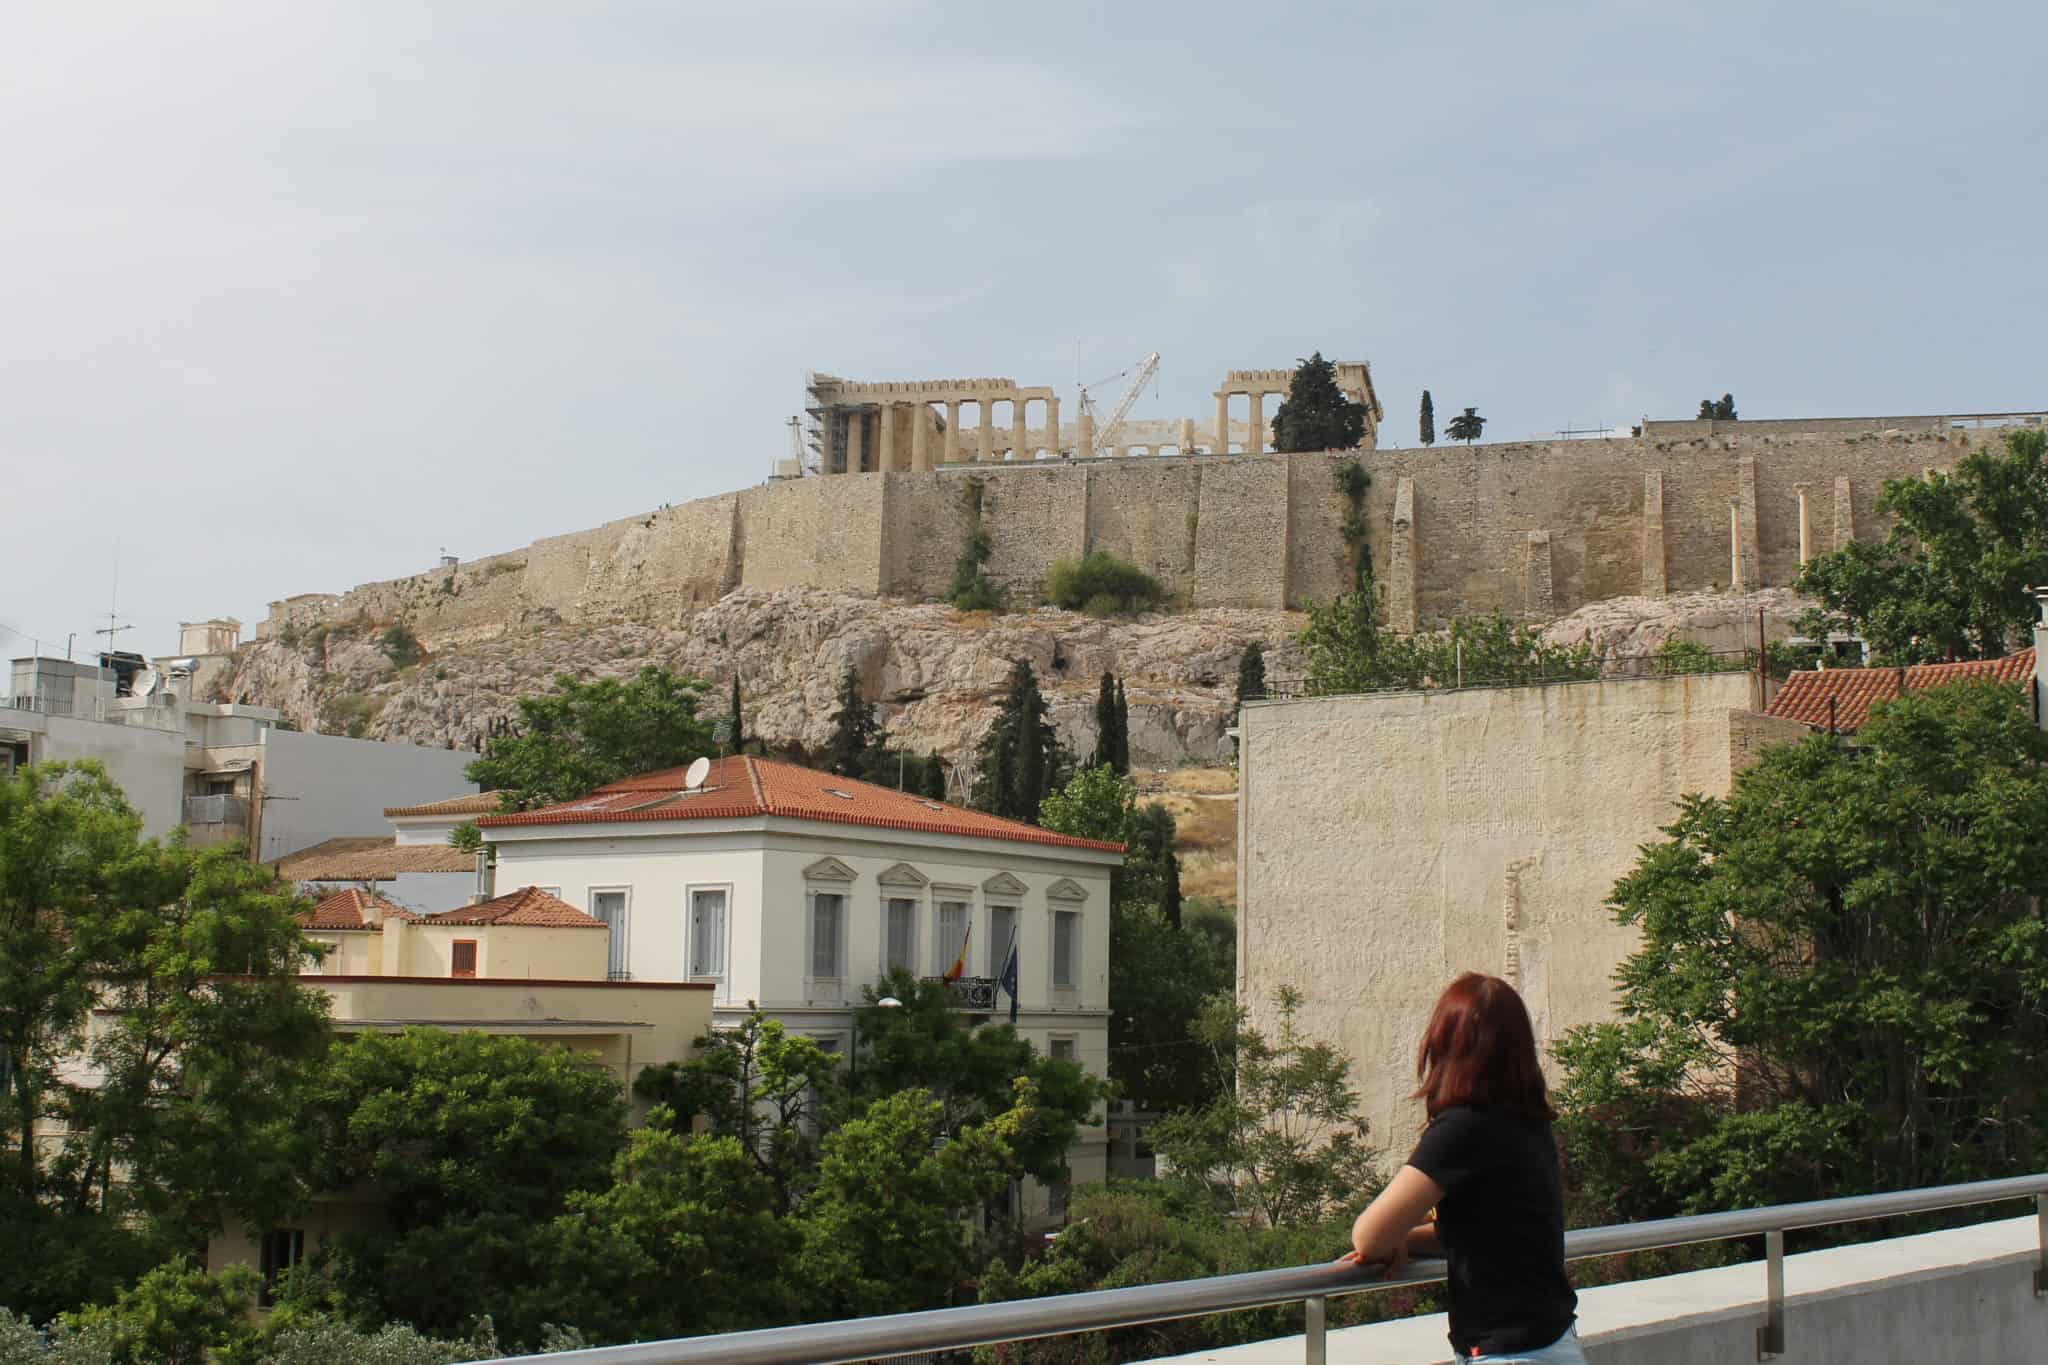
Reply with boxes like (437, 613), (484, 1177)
(1406, 1104), (1576, 1357)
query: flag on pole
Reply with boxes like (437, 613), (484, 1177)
(999, 929), (1020, 1024)
(944, 920), (971, 982)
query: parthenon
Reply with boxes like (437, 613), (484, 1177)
(803, 361), (1380, 473)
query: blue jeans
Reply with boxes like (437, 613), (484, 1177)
(1470, 1324), (1588, 1363)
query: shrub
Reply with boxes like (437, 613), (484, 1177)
(947, 528), (1005, 613)
(380, 625), (423, 668)
(1044, 551), (1163, 616)
(319, 693), (381, 739)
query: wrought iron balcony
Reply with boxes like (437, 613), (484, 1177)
(923, 975), (999, 1011)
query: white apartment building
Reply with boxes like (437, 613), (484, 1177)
(480, 755), (1123, 1218)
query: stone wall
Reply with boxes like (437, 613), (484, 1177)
(1234, 672), (1760, 1145)
(261, 430), (1985, 648)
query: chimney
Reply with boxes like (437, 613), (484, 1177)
(2034, 588), (2048, 731)
(473, 848), (496, 905)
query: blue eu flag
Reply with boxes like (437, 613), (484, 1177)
(999, 932), (1020, 1025)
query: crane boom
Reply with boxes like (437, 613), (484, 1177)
(1076, 352), (1161, 455)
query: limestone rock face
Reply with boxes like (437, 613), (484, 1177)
(218, 590), (1302, 771)
(1541, 588), (1811, 659)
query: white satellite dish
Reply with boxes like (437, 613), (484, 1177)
(684, 756), (711, 791)
(132, 668), (159, 697)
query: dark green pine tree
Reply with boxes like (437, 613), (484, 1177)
(824, 666), (880, 779)
(1236, 641), (1267, 706)
(1419, 390), (1435, 447)
(1445, 406), (1487, 445)
(1271, 352), (1366, 453)
(971, 659), (1065, 821)
(728, 673), (745, 754)
(921, 755), (948, 801)
(1714, 393), (1738, 421)
(1697, 398), (1716, 420)
(1112, 679), (1131, 775)
(1162, 843), (1183, 929)
(1091, 672), (1119, 769)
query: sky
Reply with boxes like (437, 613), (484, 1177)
(5, 1), (2045, 661)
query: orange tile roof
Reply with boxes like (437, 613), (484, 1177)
(299, 887), (422, 931)
(383, 791), (505, 818)
(423, 886), (607, 929)
(1765, 648), (2035, 731)
(273, 836), (475, 881)
(477, 756), (1125, 854)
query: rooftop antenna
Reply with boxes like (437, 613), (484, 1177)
(95, 542), (132, 659)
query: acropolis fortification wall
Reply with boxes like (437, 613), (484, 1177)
(260, 429), (1978, 649)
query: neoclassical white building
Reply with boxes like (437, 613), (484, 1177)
(478, 755), (1122, 1215)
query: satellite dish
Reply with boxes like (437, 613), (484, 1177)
(684, 756), (711, 791)
(132, 668), (160, 697)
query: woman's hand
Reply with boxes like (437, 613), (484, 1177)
(1343, 1165), (1444, 1280)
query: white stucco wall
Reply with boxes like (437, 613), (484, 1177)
(1237, 672), (1757, 1150)
(26, 712), (188, 837)
(253, 729), (475, 862)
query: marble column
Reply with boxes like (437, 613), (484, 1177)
(1012, 401), (1028, 463)
(1215, 392), (1231, 453)
(1794, 484), (1813, 564)
(1248, 392), (1265, 454)
(977, 399), (994, 463)
(943, 401), (961, 465)
(1077, 410), (1096, 458)
(846, 409), (865, 474)
(1045, 395), (1060, 459)
(1729, 500), (1745, 591)
(910, 404), (930, 472)
(877, 402), (898, 472)
(1178, 417), (1195, 454)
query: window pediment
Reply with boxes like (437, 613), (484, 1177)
(877, 861), (930, 888)
(981, 871), (1028, 897)
(1045, 877), (1088, 903)
(803, 855), (858, 883)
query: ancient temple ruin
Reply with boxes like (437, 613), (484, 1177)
(803, 361), (1380, 473)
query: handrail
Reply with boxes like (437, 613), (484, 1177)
(463, 1172), (2048, 1365)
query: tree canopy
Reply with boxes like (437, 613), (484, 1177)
(466, 666), (714, 810)
(1444, 406), (1486, 444)
(1236, 641), (1267, 706)
(1696, 394), (1737, 420)
(1270, 353), (1365, 453)
(1555, 679), (2048, 1218)
(1794, 428), (2048, 663)
(971, 660), (1069, 821)
(824, 666), (881, 779)
(1418, 390), (1435, 447)
(1296, 590), (1597, 696)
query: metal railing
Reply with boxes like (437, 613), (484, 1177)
(1259, 647), (1758, 703)
(922, 975), (1000, 1011)
(464, 1172), (2048, 1365)
(182, 794), (247, 826)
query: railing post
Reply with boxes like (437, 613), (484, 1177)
(2036, 1193), (2047, 1296)
(1303, 1295), (1325, 1365)
(1755, 1228), (1785, 1359)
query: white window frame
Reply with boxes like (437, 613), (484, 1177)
(880, 891), (922, 980)
(932, 889), (974, 978)
(1048, 907), (1081, 991)
(807, 887), (850, 984)
(1048, 1033), (1079, 1064)
(987, 903), (1020, 977)
(588, 886), (632, 981)
(686, 883), (731, 985)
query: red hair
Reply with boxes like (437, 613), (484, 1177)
(1413, 973), (1555, 1122)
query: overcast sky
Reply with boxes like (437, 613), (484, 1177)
(5, 1), (2044, 662)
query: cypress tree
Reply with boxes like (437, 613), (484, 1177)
(728, 673), (745, 753)
(1163, 845), (1183, 929)
(921, 755), (948, 801)
(1112, 679), (1131, 775)
(971, 659), (1063, 821)
(1419, 390), (1435, 447)
(1236, 642), (1267, 706)
(1092, 672), (1118, 769)
(825, 666), (880, 779)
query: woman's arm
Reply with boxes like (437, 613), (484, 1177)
(1342, 1164), (1445, 1277)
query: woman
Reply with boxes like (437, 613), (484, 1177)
(1341, 972), (1582, 1363)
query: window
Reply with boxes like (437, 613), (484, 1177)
(1050, 1036), (1078, 1064)
(591, 889), (630, 980)
(988, 905), (1019, 976)
(689, 888), (727, 979)
(1051, 911), (1079, 989)
(935, 899), (970, 976)
(258, 1227), (304, 1306)
(450, 939), (477, 977)
(884, 897), (916, 975)
(811, 892), (846, 979)
(1047, 1180), (1071, 1220)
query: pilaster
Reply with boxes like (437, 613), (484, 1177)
(1736, 453), (1761, 587)
(1641, 472), (1666, 596)
(1387, 477), (1418, 631)
(1833, 476), (1855, 549)
(1524, 530), (1554, 617)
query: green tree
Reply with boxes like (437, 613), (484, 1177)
(59, 1257), (260, 1365)
(306, 1029), (628, 1342)
(1127, 803), (1182, 928)
(824, 666), (881, 780)
(1090, 672), (1119, 770)
(1235, 641), (1267, 706)
(1418, 390), (1435, 447)
(971, 660), (1068, 822)
(1107, 905), (1232, 1113)
(920, 754), (949, 801)
(379, 625), (422, 669)
(948, 523), (1004, 613)
(1151, 990), (1384, 1227)
(727, 672), (746, 753)
(1297, 591), (1597, 695)
(1696, 394), (1737, 421)
(1112, 679), (1131, 774)
(1793, 428), (2048, 663)
(1270, 353), (1365, 453)
(1444, 406), (1486, 444)
(465, 666), (714, 810)
(1554, 680), (2048, 1220)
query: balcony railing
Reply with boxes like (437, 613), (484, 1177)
(183, 794), (247, 827)
(463, 1171), (2048, 1365)
(921, 975), (999, 1011)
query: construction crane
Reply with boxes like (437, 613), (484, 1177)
(1077, 352), (1160, 456)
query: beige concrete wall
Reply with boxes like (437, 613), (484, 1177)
(306, 931), (380, 975)
(1236, 671), (1757, 1148)
(260, 432), (1971, 641)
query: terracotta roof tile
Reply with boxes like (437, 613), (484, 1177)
(477, 756), (1124, 854)
(273, 836), (475, 881)
(1765, 648), (2035, 731)
(383, 791), (506, 818)
(299, 887), (422, 931)
(424, 886), (607, 929)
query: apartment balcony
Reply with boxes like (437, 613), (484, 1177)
(182, 794), (250, 846)
(921, 975), (999, 1012)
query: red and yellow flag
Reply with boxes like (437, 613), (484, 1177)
(944, 921), (971, 982)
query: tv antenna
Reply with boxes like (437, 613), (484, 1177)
(95, 543), (132, 656)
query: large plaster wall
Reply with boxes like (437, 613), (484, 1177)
(1234, 671), (1758, 1147)
(260, 431), (1978, 647)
